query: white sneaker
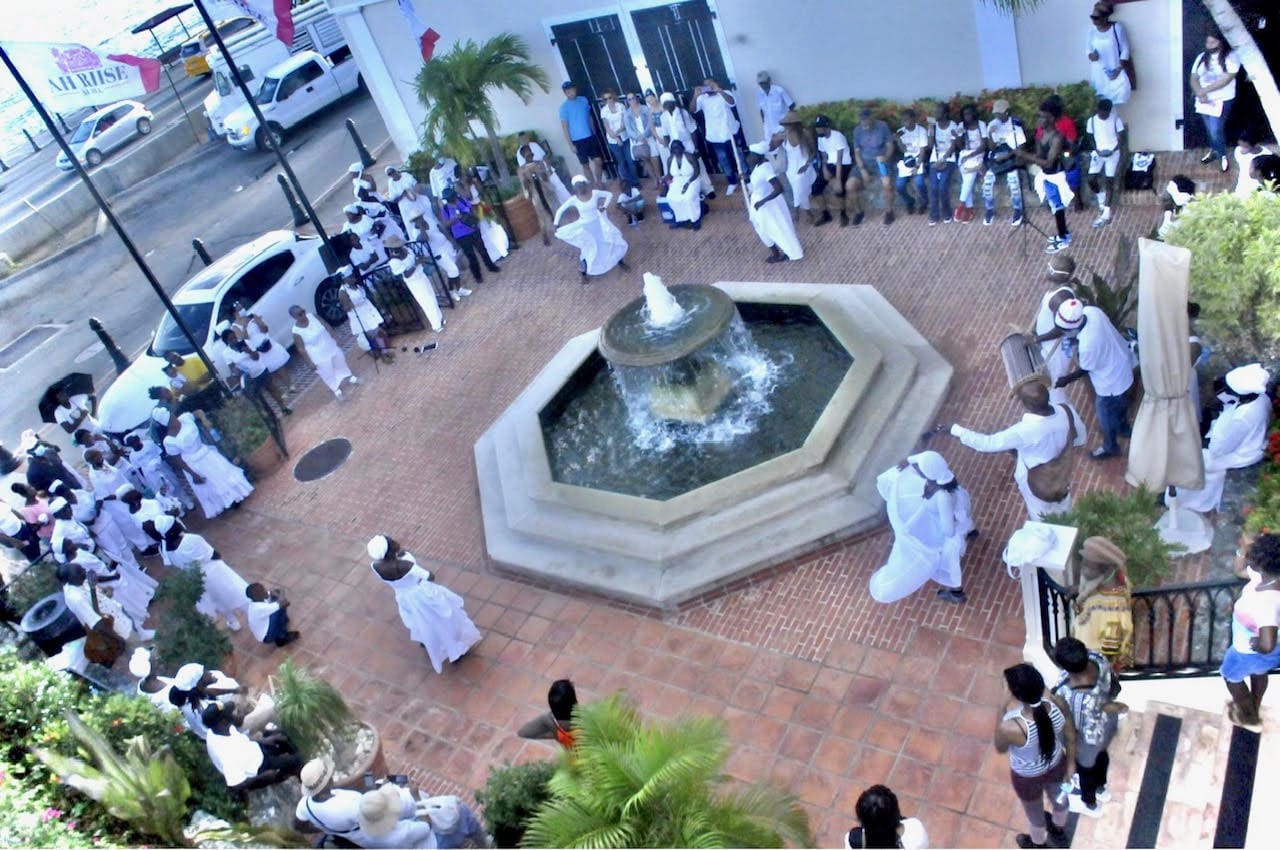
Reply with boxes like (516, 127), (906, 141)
(334, 389), (345, 401)
(347, 376), (361, 385)
(1068, 792), (1103, 818)
(726, 183), (738, 195)
(458, 288), (473, 297)
(1095, 787), (1111, 803)
(225, 615), (241, 631)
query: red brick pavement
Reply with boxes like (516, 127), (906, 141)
(197, 151), (1233, 848)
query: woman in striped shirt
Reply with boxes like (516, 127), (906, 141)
(995, 663), (1077, 849)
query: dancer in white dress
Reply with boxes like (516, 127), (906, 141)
(120, 430), (193, 510)
(664, 140), (703, 229)
(368, 534), (481, 674)
(467, 181), (511, 264)
(64, 540), (155, 632)
(85, 449), (154, 553)
(384, 236), (445, 333)
(290, 306), (358, 400)
(158, 408), (253, 520)
(554, 176), (629, 280)
(745, 142), (804, 262)
(338, 276), (393, 360)
(870, 451), (975, 605)
(403, 211), (468, 302)
(153, 514), (250, 629)
(50, 484), (140, 572)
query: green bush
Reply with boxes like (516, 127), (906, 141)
(795, 81), (1095, 138)
(1043, 486), (1178, 588)
(151, 568), (232, 677)
(474, 760), (556, 848)
(1162, 190), (1280, 363)
(205, 395), (270, 465)
(0, 758), (116, 848)
(2, 562), (63, 621)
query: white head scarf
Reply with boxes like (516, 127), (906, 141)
(367, 534), (390, 560)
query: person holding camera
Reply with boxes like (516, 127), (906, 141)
(691, 77), (741, 195)
(440, 186), (500, 285)
(245, 582), (298, 648)
(893, 109), (930, 217)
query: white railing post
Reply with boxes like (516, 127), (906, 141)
(1007, 521), (1078, 681)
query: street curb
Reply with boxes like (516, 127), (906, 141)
(0, 230), (104, 291)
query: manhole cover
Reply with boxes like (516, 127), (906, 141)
(293, 438), (352, 482)
(0, 324), (65, 370)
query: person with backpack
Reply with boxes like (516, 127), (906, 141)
(1052, 636), (1125, 817)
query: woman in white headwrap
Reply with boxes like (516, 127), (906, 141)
(368, 534), (481, 674)
(870, 451), (975, 604)
(290, 305), (358, 401)
(663, 140), (703, 229)
(554, 176), (629, 280)
(745, 140), (803, 263)
(130, 648), (178, 713)
(157, 407), (253, 519)
(153, 514), (250, 630)
(1168, 363), (1271, 513)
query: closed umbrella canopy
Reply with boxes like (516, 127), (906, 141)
(1126, 238), (1204, 490)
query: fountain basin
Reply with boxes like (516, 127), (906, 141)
(475, 282), (952, 609)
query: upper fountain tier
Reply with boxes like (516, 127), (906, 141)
(598, 275), (736, 368)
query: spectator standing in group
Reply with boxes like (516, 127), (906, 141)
(1086, 2), (1133, 110)
(1222, 533), (1280, 732)
(339, 275), (393, 362)
(996, 663), (1075, 850)
(1052, 635), (1123, 817)
(440, 187), (501, 284)
(643, 91), (669, 172)
(1036, 298), (1134, 459)
(1233, 130), (1273, 195)
(779, 111), (817, 224)
(384, 236), (446, 334)
(744, 141), (803, 263)
(559, 81), (604, 185)
(1019, 104), (1074, 253)
(1190, 30), (1242, 173)
(231, 301), (292, 410)
(953, 103), (989, 223)
(927, 103), (961, 225)
(624, 94), (661, 188)
(982, 99), (1026, 226)
(754, 71), (795, 141)
(428, 155), (460, 200)
(844, 785), (928, 849)
(894, 108), (930, 217)
(295, 757), (366, 843)
(852, 107), (895, 225)
(813, 114), (856, 227)
(1085, 98), (1126, 228)
(599, 88), (641, 196)
(693, 77), (741, 194)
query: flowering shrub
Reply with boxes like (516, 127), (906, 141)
(1243, 404), (1280, 535)
(0, 759), (116, 848)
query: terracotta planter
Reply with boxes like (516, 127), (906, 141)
(502, 194), (540, 242)
(332, 722), (385, 789)
(243, 438), (285, 481)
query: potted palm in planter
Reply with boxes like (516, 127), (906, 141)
(205, 395), (283, 481)
(271, 660), (384, 786)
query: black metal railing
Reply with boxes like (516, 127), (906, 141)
(350, 239), (458, 338)
(1037, 568), (1249, 680)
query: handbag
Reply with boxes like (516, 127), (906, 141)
(1115, 28), (1137, 90)
(84, 581), (126, 666)
(1025, 404), (1078, 503)
(630, 139), (651, 160)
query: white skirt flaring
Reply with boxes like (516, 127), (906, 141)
(196, 559), (250, 620)
(181, 444), (254, 519)
(556, 215), (628, 276)
(749, 196), (803, 259)
(393, 582), (482, 674)
(479, 219), (509, 262)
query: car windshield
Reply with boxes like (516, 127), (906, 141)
(215, 71), (231, 96)
(180, 42), (203, 58)
(151, 302), (215, 357)
(70, 119), (95, 144)
(254, 76), (280, 104)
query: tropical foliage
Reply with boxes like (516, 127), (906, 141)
(414, 33), (550, 182)
(151, 567), (233, 676)
(271, 659), (355, 758)
(1162, 189), (1280, 363)
(1043, 486), (1178, 588)
(1074, 235), (1138, 332)
(522, 693), (813, 849)
(1243, 406), (1280, 535)
(475, 759), (557, 848)
(0, 758), (114, 848)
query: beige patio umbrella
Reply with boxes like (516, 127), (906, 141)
(1126, 238), (1209, 552)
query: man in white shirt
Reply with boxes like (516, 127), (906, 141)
(57, 559), (138, 641)
(428, 156), (460, 201)
(692, 77), (741, 194)
(982, 99), (1027, 226)
(894, 108), (931, 216)
(755, 71), (795, 139)
(203, 703), (302, 791)
(245, 582), (298, 648)
(598, 87), (641, 194)
(813, 114), (857, 227)
(950, 380), (1087, 520)
(1085, 97), (1126, 227)
(1038, 299), (1134, 459)
(294, 758), (367, 843)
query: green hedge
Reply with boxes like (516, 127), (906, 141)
(794, 81), (1096, 137)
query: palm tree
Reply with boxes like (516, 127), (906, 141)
(521, 693), (813, 849)
(413, 33), (550, 183)
(983, 0), (1279, 143)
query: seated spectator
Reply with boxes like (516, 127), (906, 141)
(852, 107), (895, 225)
(813, 114), (857, 227)
(518, 678), (578, 748)
(202, 702), (302, 792)
(845, 784), (928, 849)
(294, 757), (367, 843)
(419, 795), (491, 849)
(893, 109), (929, 216)
(245, 582), (299, 648)
(358, 783), (436, 849)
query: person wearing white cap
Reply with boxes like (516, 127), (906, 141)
(294, 757), (367, 842)
(385, 236), (445, 333)
(428, 154), (461, 201)
(755, 71), (795, 140)
(289, 305), (359, 401)
(47, 491), (97, 564)
(84, 449), (154, 556)
(119, 430), (192, 512)
(357, 782), (436, 849)
(950, 379), (1087, 522)
(152, 514), (250, 630)
(553, 176), (629, 280)
(129, 647), (178, 713)
(870, 451), (975, 604)
(744, 141), (803, 263)
(350, 161), (382, 202)
(1168, 363), (1271, 514)
(159, 406), (254, 519)
(1036, 298), (1134, 459)
(1034, 257), (1079, 405)
(339, 274), (394, 360)
(368, 534), (481, 674)
(403, 211), (469, 300)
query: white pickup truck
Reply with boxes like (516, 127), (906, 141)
(224, 50), (362, 151)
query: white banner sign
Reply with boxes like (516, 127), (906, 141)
(0, 42), (161, 111)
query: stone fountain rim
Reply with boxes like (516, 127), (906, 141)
(597, 283), (737, 367)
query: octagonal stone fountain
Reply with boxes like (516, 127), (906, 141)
(475, 276), (952, 609)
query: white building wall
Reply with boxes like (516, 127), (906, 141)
(329, 0), (1185, 163)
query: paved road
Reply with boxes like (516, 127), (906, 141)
(0, 90), (389, 451)
(0, 70), (213, 222)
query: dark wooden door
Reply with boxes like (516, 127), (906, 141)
(1182, 1), (1278, 147)
(549, 15), (640, 102)
(630, 0), (730, 100)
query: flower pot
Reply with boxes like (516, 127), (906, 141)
(243, 438), (285, 481)
(502, 194), (540, 242)
(331, 722), (386, 789)
(20, 592), (86, 655)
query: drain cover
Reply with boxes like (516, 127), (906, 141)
(293, 438), (352, 482)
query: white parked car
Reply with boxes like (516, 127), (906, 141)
(224, 50), (362, 151)
(56, 100), (154, 171)
(97, 230), (347, 433)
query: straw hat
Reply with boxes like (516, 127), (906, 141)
(778, 110), (803, 126)
(358, 784), (405, 836)
(300, 758), (335, 797)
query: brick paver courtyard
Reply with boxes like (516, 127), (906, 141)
(201, 154), (1234, 848)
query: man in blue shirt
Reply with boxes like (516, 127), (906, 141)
(559, 81), (603, 185)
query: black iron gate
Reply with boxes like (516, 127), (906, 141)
(550, 15), (640, 102)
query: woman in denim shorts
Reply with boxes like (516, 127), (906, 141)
(1222, 533), (1280, 730)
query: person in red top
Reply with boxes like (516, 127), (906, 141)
(517, 679), (578, 749)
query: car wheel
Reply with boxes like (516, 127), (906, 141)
(85, 149), (103, 167)
(136, 117), (152, 135)
(315, 278), (346, 327)
(255, 123), (284, 152)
